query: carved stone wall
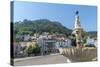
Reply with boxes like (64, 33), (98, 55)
(58, 47), (97, 62)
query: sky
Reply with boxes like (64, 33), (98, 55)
(13, 1), (97, 31)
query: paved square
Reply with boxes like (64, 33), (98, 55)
(14, 54), (67, 66)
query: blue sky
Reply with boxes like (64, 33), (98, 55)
(13, 1), (97, 31)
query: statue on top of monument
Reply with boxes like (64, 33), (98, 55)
(76, 11), (79, 15)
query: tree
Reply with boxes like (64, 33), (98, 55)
(26, 43), (40, 56)
(26, 45), (33, 56)
(32, 44), (40, 56)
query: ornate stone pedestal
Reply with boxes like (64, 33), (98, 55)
(59, 47), (97, 62)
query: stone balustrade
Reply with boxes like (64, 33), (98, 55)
(58, 47), (97, 62)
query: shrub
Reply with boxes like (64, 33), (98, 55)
(26, 43), (41, 56)
(26, 45), (34, 56)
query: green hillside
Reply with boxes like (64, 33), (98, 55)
(14, 19), (72, 36)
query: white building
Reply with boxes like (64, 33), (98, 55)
(87, 37), (97, 47)
(37, 37), (57, 55)
(37, 34), (72, 55)
(23, 35), (31, 41)
(55, 38), (72, 48)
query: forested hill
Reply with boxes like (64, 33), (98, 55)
(87, 31), (97, 38)
(14, 19), (72, 36)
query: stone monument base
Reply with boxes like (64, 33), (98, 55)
(58, 47), (97, 62)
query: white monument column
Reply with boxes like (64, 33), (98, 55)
(73, 11), (83, 48)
